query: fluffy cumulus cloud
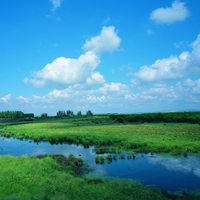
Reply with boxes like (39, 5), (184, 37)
(150, 0), (190, 24)
(97, 82), (129, 95)
(24, 26), (121, 89)
(12, 76), (200, 113)
(0, 94), (11, 103)
(134, 33), (200, 82)
(82, 26), (121, 53)
(25, 51), (102, 88)
(86, 72), (105, 86)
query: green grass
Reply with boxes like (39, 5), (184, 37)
(1, 117), (200, 154)
(1, 117), (200, 199)
(0, 155), (199, 200)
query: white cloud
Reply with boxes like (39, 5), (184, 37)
(0, 94), (11, 103)
(125, 94), (138, 100)
(86, 72), (105, 86)
(24, 26), (122, 89)
(97, 82), (129, 95)
(191, 79), (200, 94)
(23, 77), (29, 85)
(131, 79), (139, 85)
(29, 79), (46, 89)
(17, 96), (29, 103)
(82, 26), (121, 53)
(134, 33), (200, 82)
(87, 95), (106, 103)
(48, 89), (71, 99)
(153, 83), (167, 88)
(150, 0), (190, 24)
(27, 51), (100, 88)
(142, 87), (168, 96)
(182, 78), (195, 87)
(140, 95), (157, 100)
(46, 84), (93, 99)
(49, 0), (63, 11)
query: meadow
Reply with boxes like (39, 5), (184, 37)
(1, 116), (200, 199)
(1, 116), (200, 155)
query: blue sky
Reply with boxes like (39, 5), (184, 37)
(1, 0), (200, 115)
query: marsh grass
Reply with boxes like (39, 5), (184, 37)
(1, 117), (200, 199)
(120, 154), (125, 159)
(95, 155), (100, 164)
(1, 119), (200, 154)
(0, 155), (200, 200)
(113, 154), (117, 160)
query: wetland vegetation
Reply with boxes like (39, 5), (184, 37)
(1, 111), (200, 199)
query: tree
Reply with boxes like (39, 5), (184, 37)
(57, 111), (66, 118)
(41, 113), (47, 118)
(66, 110), (74, 117)
(77, 111), (82, 117)
(86, 110), (93, 117)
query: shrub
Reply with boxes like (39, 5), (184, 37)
(115, 117), (125, 123)
(107, 154), (112, 160)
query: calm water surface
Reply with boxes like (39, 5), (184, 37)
(0, 135), (200, 192)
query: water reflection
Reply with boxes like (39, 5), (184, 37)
(147, 155), (200, 178)
(0, 135), (200, 192)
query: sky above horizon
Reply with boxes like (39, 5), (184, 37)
(1, 0), (200, 115)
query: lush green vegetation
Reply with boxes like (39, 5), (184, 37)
(0, 155), (199, 200)
(0, 111), (34, 121)
(1, 112), (200, 199)
(0, 111), (24, 119)
(110, 111), (200, 124)
(1, 117), (200, 155)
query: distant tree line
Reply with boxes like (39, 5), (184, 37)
(0, 111), (34, 120)
(56, 110), (93, 118)
(110, 112), (200, 124)
(41, 113), (48, 118)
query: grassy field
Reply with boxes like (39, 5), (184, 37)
(1, 117), (200, 155)
(1, 117), (200, 199)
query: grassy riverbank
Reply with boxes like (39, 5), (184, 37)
(1, 117), (200, 155)
(1, 117), (200, 199)
(0, 155), (199, 200)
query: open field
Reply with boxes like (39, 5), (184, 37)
(1, 117), (200, 155)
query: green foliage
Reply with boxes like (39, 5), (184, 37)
(116, 116), (126, 123)
(120, 154), (125, 159)
(41, 113), (47, 118)
(86, 110), (93, 117)
(99, 155), (104, 160)
(2, 155), (199, 200)
(57, 111), (66, 118)
(0, 111), (24, 119)
(23, 113), (34, 118)
(66, 110), (74, 117)
(1, 116), (200, 154)
(110, 111), (200, 125)
(77, 111), (82, 117)
(107, 154), (112, 160)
